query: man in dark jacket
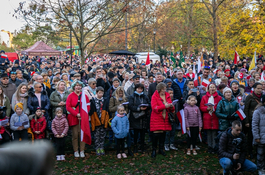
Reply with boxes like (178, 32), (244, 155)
(219, 120), (257, 175)
(171, 69), (187, 110)
(148, 72), (164, 100)
(9, 72), (22, 87)
(0, 73), (16, 103)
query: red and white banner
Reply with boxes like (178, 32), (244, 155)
(234, 51), (240, 64)
(176, 109), (186, 134)
(80, 89), (92, 145)
(236, 108), (246, 121)
(202, 79), (210, 87)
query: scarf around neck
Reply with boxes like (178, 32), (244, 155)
(88, 85), (96, 95)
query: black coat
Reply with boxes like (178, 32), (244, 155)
(182, 89), (201, 106)
(171, 79), (187, 110)
(218, 128), (247, 165)
(9, 78), (22, 87)
(128, 92), (150, 130)
(29, 84), (51, 97)
(27, 90), (50, 119)
(148, 82), (157, 100)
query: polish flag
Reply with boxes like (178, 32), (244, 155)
(0, 54), (7, 59)
(176, 109), (186, 134)
(251, 88), (254, 93)
(261, 72), (265, 80)
(80, 89), (92, 145)
(234, 51), (240, 64)
(236, 108), (247, 121)
(202, 79), (210, 87)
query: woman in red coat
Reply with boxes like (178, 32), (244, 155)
(200, 83), (222, 153)
(150, 82), (175, 158)
(66, 80), (90, 158)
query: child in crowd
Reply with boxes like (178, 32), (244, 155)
(164, 88), (178, 151)
(52, 108), (69, 161)
(0, 107), (10, 145)
(89, 86), (110, 156)
(10, 103), (30, 141)
(41, 72), (51, 89)
(184, 96), (202, 155)
(30, 107), (47, 140)
(111, 105), (129, 159)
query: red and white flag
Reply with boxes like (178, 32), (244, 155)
(146, 52), (150, 65)
(80, 89), (92, 145)
(0, 54), (7, 59)
(176, 109), (186, 134)
(202, 79), (210, 87)
(193, 62), (197, 81)
(234, 51), (240, 64)
(261, 72), (265, 81)
(236, 108), (246, 121)
(251, 88), (254, 93)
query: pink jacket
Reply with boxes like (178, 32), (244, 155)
(52, 115), (69, 136)
(184, 104), (202, 128)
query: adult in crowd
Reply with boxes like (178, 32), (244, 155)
(0, 86), (11, 118)
(196, 67), (213, 96)
(0, 73), (16, 103)
(126, 75), (147, 97)
(28, 82), (50, 120)
(66, 80), (87, 158)
(252, 94), (265, 175)
(183, 79), (201, 106)
(219, 120), (257, 175)
(150, 83), (174, 158)
(16, 70), (28, 83)
(11, 83), (30, 115)
(244, 82), (263, 158)
(200, 83), (222, 153)
(148, 72), (164, 100)
(9, 71), (22, 87)
(245, 78), (255, 93)
(105, 78), (121, 98)
(216, 87), (239, 131)
(83, 78), (97, 100)
(230, 80), (246, 110)
(32, 75), (51, 97)
(50, 81), (70, 118)
(128, 83), (150, 154)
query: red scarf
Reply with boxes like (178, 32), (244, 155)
(253, 92), (262, 99)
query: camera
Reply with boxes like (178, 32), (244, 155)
(232, 138), (242, 154)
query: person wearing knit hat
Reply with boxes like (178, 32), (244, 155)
(230, 80), (239, 87)
(222, 87), (232, 96)
(14, 102), (23, 111)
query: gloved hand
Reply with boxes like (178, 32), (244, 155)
(227, 115), (235, 120)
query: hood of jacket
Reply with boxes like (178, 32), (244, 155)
(255, 105), (265, 114)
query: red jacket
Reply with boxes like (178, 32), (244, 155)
(186, 73), (195, 79)
(52, 115), (69, 136)
(0, 117), (8, 135)
(66, 92), (90, 126)
(31, 116), (47, 139)
(200, 92), (222, 130)
(150, 90), (175, 132)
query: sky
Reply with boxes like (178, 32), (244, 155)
(0, 0), (27, 45)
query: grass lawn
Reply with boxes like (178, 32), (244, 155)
(51, 135), (257, 175)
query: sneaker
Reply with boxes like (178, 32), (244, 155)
(100, 148), (105, 155)
(170, 144), (178, 150)
(96, 149), (101, 156)
(193, 149), (197, 155)
(56, 155), (61, 161)
(60, 155), (65, 160)
(74, 151), (80, 158)
(164, 144), (170, 151)
(117, 153), (122, 159)
(122, 153), (127, 158)
(80, 151), (85, 158)
(195, 145), (200, 150)
(186, 149), (191, 155)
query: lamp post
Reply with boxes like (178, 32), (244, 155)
(153, 29), (156, 53)
(67, 12), (74, 65)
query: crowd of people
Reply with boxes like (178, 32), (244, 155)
(0, 49), (265, 174)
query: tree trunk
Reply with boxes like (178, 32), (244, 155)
(212, 0), (218, 64)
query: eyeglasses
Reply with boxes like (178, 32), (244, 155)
(36, 86), (42, 88)
(11, 72), (16, 74)
(2, 78), (8, 80)
(92, 83), (96, 85)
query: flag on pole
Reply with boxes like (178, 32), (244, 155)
(193, 62), (197, 81)
(179, 51), (184, 68)
(202, 79), (210, 87)
(80, 89), (92, 145)
(249, 50), (256, 71)
(146, 52), (150, 65)
(200, 52), (205, 67)
(176, 109), (186, 134)
(236, 108), (247, 121)
(234, 51), (240, 64)
(171, 51), (176, 68)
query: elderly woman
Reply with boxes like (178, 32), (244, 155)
(128, 83), (150, 154)
(66, 80), (89, 158)
(230, 80), (247, 110)
(83, 78), (97, 100)
(28, 82), (50, 120)
(200, 83), (222, 154)
(150, 82), (175, 158)
(216, 87), (240, 131)
(244, 82), (263, 158)
(50, 81), (70, 118)
(61, 73), (71, 90)
(12, 83), (30, 115)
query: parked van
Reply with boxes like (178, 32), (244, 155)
(134, 52), (160, 64)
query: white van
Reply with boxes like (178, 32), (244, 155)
(135, 52), (160, 64)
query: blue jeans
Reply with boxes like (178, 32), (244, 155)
(165, 122), (176, 145)
(219, 157), (257, 174)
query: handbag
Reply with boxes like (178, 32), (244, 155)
(133, 111), (145, 119)
(168, 112), (176, 124)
